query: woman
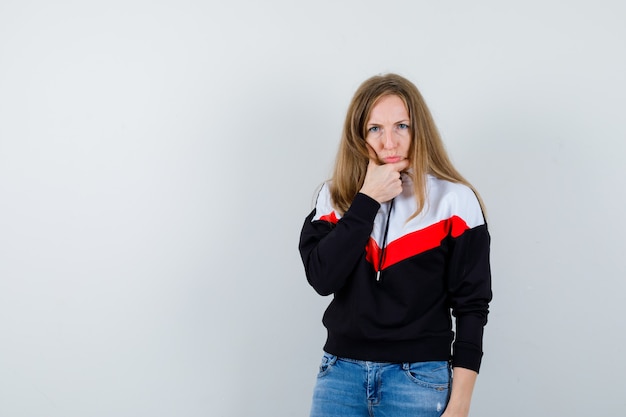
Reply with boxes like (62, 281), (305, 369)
(299, 73), (492, 417)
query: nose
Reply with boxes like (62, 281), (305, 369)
(383, 130), (395, 149)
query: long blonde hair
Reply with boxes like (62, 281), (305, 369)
(330, 73), (485, 220)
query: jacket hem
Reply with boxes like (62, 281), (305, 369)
(324, 332), (453, 364)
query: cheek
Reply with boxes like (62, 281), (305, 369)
(365, 136), (379, 150)
(400, 137), (411, 153)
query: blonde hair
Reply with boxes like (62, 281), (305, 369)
(330, 73), (485, 220)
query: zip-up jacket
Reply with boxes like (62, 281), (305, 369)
(299, 173), (492, 372)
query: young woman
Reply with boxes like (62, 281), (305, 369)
(299, 73), (492, 417)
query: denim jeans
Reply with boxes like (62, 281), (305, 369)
(309, 352), (451, 417)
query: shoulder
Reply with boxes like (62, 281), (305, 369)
(312, 182), (341, 223)
(427, 175), (485, 228)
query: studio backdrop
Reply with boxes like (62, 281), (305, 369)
(1, 1), (625, 416)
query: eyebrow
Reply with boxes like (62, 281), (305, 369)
(367, 119), (410, 125)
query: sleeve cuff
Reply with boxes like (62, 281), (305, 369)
(452, 341), (483, 373)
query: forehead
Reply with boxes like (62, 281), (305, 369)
(367, 95), (409, 121)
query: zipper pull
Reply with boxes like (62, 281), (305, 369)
(376, 270), (381, 281)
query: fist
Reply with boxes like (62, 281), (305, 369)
(359, 158), (409, 203)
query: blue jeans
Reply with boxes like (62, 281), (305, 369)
(309, 352), (451, 417)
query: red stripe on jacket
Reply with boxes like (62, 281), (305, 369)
(366, 216), (469, 270)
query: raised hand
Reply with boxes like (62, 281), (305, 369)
(359, 158), (409, 203)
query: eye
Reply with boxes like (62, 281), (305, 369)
(368, 126), (380, 133)
(397, 123), (409, 130)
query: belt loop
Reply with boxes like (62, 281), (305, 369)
(401, 362), (410, 370)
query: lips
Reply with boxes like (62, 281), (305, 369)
(382, 156), (404, 164)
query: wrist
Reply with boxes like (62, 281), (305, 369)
(358, 186), (378, 203)
(444, 402), (470, 414)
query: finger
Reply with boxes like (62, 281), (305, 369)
(366, 158), (379, 171)
(387, 158), (410, 172)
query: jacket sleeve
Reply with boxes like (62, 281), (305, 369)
(447, 211), (492, 373)
(299, 192), (380, 296)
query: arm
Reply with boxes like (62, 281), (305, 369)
(299, 159), (408, 296)
(445, 192), (492, 415)
(447, 223), (492, 371)
(299, 191), (380, 296)
(441, 367), (477, 417)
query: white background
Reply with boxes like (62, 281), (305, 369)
(1, 1), (625, 416)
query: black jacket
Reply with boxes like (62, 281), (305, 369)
(299, 174), (492, 372)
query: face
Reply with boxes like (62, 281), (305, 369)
(364, 95), (411, 164)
